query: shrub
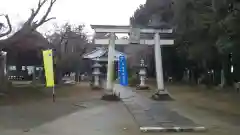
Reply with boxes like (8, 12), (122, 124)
(128, 74), (139, 87)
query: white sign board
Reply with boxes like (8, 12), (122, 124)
(129, 28), (140, 44)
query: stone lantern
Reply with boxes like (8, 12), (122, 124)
(137, 59), (149, 90)
(91, 62), (102, 89)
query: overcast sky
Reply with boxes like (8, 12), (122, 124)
(0, 0), (146, 36)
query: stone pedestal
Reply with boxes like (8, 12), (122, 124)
(101, 91), (120, 101)
(151, 89), (173, 101)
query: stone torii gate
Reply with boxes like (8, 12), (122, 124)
(91, 25), (174, 100)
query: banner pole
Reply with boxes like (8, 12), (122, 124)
(53, 86), (55, 102)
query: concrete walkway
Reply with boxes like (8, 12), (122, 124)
(114, 84), (205, 132)
(2, 102), (141, 135)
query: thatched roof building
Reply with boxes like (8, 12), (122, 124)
(4, 31), (53, 66)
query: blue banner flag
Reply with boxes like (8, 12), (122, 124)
(118, 56), (128, 86)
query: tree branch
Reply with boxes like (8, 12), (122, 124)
(0, 15), (12, 38)
(43, 17), (56, 23)
(26, 0), (48, 25)
(34, 0), (57, 28)
(0, 0), (56, 49)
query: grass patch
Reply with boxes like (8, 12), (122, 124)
(0, 82), (96, 105)
(0, 85), (47, 105)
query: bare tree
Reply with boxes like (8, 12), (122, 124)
(0, 14), (12, 38)
(46, 23), (91, 83)
(0, 0), (57, 48)
(0, 0), (57, 91)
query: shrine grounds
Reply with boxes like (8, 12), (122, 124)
(0, 82), (240, 135)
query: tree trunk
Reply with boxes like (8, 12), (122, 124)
(55, 67), (63, 84)
(220, 69), (225, 88)
(220, 57), (227, 88)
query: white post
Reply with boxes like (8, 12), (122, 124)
(105, 32), (115, 94)
(53, 86), (55, 102)
(154, 33), (164, 91)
